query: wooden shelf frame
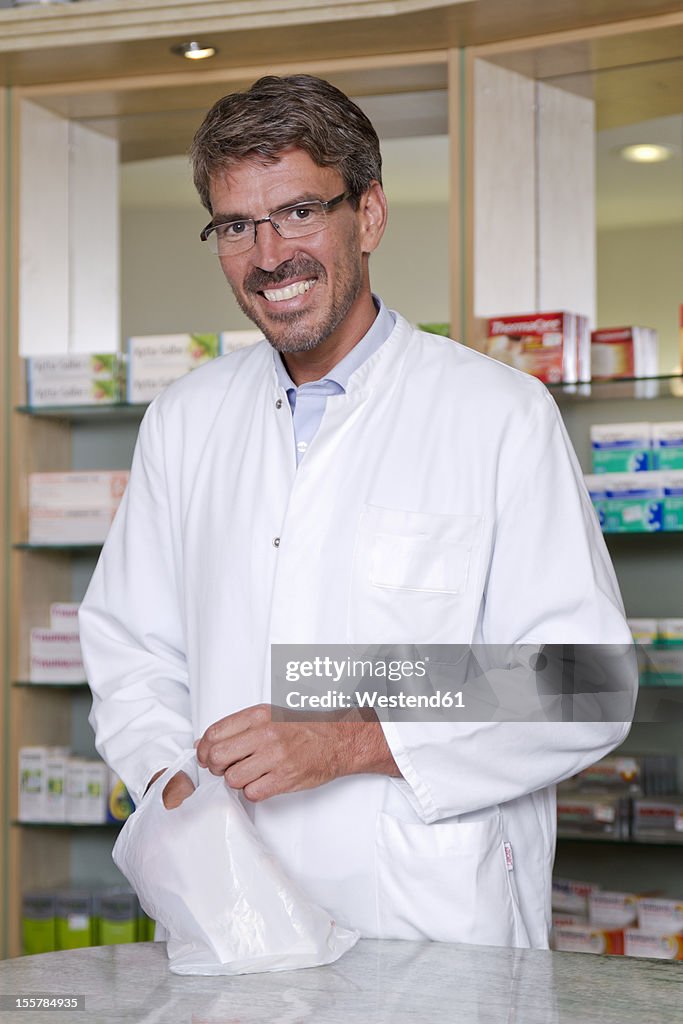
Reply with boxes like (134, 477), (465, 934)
(2, 3), (682, 959)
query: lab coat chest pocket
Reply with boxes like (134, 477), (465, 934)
(374, 812), (520, 946)
(349, 507), (482, 642)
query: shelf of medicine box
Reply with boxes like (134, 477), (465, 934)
(557, 833), (683, 847)
(12, 820), (123, 830)
(12, 681), (89, 690)
(547, 373), (683, 402)
(13, 543), (102, 553)
(15, 402), (148, 422)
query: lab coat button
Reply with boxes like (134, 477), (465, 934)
(272, 537), (281, 548)
(275, 399), (283, 409)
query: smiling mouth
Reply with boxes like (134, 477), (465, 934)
(261, 279), (317, 303)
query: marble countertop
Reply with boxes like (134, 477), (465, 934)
(0, 939), (680, 1024)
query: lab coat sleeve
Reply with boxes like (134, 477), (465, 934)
(79, 400), (194, 806)
(382, 384), (637, 824)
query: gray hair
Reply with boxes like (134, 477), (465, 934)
(190, 74), (382, 214)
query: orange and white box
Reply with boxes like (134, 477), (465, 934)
(624, 929), (683, 960)
(588, 891), (639, 929)
(552, 924), (624, 955)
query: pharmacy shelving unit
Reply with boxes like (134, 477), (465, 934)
(2, 0), (683, 958)
(5, 403), (146, 956)
(548, 376), (683, 892)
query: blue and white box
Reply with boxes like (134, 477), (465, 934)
(591, 423), (653, 473)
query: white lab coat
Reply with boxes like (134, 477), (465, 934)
(80, 314), (635, 949)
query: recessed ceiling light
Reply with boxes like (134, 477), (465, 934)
(172, 41), (218, 61)
(620, 144), (672, 164)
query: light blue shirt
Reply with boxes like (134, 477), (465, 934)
(273, 296), (396, 465)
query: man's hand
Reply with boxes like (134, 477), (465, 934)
(145, 768), (196, 808)
(195, 704), (400, 802)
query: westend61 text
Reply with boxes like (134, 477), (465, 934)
(285, 691), (465, 710)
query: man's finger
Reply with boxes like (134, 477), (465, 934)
(162, 770), (196, 809)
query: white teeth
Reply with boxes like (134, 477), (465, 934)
(263, 279), (315, 302)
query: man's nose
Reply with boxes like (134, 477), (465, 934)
(252, 220), (295, 271)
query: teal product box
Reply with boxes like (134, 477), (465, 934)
(22, 891), (56, 955)
(653, 422), (683, 470)
(584, 474), (608, 530)
(591, 422), (653, 473)
(603, 472), (663, 533)
(662, 471), (683, 531)
(96, 889), (140, 945)
(55, 889), (93, 949)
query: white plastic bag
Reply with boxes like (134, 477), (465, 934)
(112, 750), (358, 975)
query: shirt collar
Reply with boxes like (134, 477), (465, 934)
(273, 295), (395, 394)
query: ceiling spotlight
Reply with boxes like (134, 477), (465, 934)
(172, 41), (218, 61)
(620, 144), (672, 164)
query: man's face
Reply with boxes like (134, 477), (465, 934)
(208, 148), (380, 354)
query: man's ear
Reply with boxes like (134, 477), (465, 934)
(358, 181), (388, 254)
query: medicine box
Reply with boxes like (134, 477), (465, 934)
(220, 329), (263, 353)
(624, 930), (683, 960)
(637, 898), (683, 933)
(602, 472), (663, 533)
(653, 422), (683, 470)
(96, 890), (140, 945)
(551, 878), (601, 916)
(55, 890), (93, 949)
(28, 470), (128, 545)
(632, 797), (683, 842)
(25, 354), (120, 408)
(49, 602), (80, 634)
(44, 749), (68, 823)
(551, 924), (624, 956)
(19, 747), (47, 821)
(486, 311), (580, 384)
(106, 770), (134, 824)
(29, 629), (85, 684)
(590, 423), (653, 473)
(662, 471), (683, 530)
(22, 892), (57, 955)
(126, 333), (221, 403)
(588, 891), (639, 929)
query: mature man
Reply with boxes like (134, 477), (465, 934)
(80, 75), (635, 949)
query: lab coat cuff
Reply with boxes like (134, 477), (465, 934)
(381, 719), (441, 824)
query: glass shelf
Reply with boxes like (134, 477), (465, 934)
(14, 542), (102, 553)
(549, 374), (683, 402)
(13, 681), (89, 690)
(15, 402), (147, 422)
(558, 834), (683, 847)
(12, 820), (123, 830)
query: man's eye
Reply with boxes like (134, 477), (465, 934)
(218, 221), (249, 238)
(282, 205), (313, 223)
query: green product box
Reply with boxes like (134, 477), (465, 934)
(138, 907), (156, 943)
(603, 474), (663, 533)
(663, 472), (683, 531)
(97, 889), (139, 945)
(22, 891), (56, 955)
(417, 322), (451, 338)
(55, 890), (93, 949)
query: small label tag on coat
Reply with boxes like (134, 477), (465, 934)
(503, 841), (514, 871)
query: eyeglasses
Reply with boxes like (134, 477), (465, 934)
(200, 192), (351, 256)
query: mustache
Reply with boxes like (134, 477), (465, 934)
(245, 257), (326, 293)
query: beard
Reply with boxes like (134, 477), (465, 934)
(228, 246), (364, 354)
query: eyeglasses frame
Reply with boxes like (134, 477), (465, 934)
(199, 191), (352, 253)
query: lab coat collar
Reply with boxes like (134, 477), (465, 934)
(272, 295), (397, 396)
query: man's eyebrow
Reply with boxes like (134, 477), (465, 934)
(211, 193), (324, 225)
